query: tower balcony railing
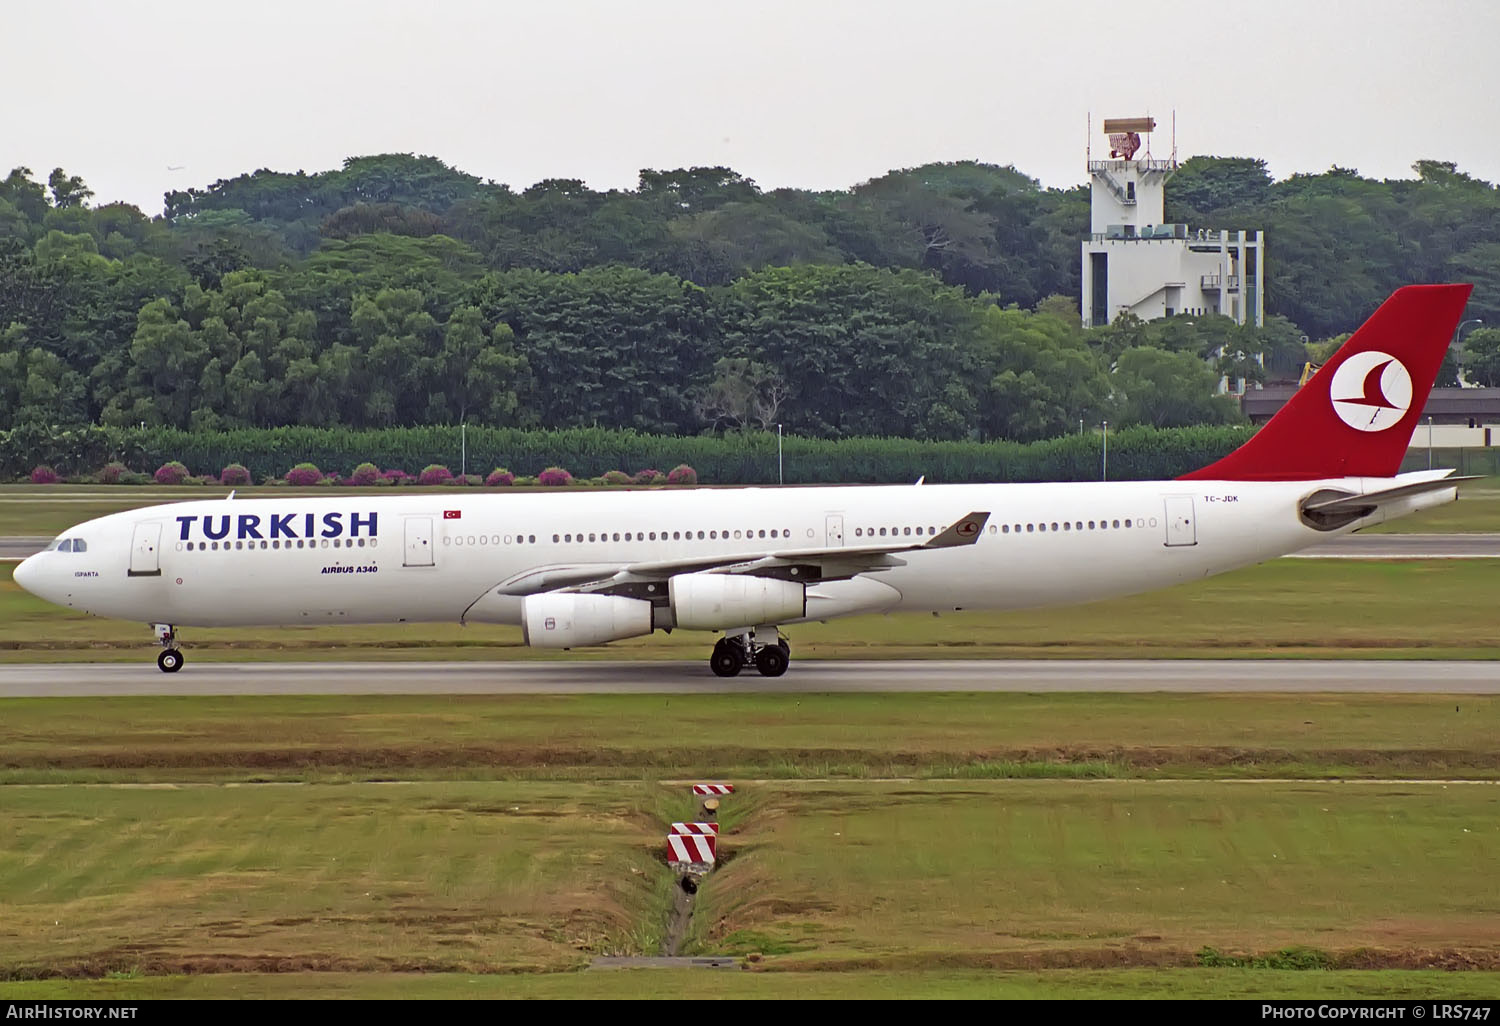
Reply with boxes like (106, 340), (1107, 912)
(1088, 158), (1177, 174)
(1201, 274), (1241, 291)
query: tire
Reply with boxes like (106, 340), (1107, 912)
(710, 645), (742, 678)
(755, 643), (789, 678)
(157, 648), (184, 674)
(778, 639), (790, 656)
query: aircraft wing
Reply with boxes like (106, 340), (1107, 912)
(491, 511), (990, 596)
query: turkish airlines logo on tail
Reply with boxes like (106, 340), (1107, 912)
(1329, 351), (1412, 432)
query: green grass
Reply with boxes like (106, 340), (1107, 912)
(688, 780), (1500, 970)
(0, 781), (677, 978)
(2, 691), (1497, 783)
(4, 557), (1500, 662)
(4, 696), (1500, 996)
(6, 968), (1500, 999)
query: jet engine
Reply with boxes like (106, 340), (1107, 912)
(669, 573), (805, 630)
(522, 593), (653, 648)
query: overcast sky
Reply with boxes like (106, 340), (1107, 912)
(6, 0), (1497, 214)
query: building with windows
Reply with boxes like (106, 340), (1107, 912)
(1080, 117), (1264, 329)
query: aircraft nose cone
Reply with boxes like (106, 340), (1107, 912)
(13, 554), (40, 595)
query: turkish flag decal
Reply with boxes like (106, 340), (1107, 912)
(443, 510), (462, 520)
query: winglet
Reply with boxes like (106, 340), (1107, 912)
(924, 511), (990, 548)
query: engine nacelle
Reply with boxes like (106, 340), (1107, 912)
(669, 573), (805, 630)
(522, 593), (653, 648)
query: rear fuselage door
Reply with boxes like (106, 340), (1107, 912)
(404, 516), (435, 566)
(1163, 495), (1197, 547)
(129, 521), (163, 576)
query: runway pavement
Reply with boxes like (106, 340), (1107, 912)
(5, 534), (1500, 561)
(1, 658), (1498, 697)
(1, 537), (51, 560)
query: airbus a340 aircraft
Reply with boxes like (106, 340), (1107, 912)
(14, 284), (1475, 677)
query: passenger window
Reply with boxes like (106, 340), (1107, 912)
(553, 534), (560, 543)
(1089, 521), (1095, 529)
(734, 530), (742, 539)
(1050, 523), (1059, 531)
(1112, 520), (1120, 528)
(903, 527), (911, 536)
(1063, 522), (1071, 531)
(758, 530), (766, 539)
(1026, 524), (1034, 533)
(528, 535), (536, 543)
(1001, 525), (1009, 534)
(1125, 519), (1132, 528)
(1039, 524), (1047, 532)
(589, 533), (596, 542)
(988, 525), (996, 534)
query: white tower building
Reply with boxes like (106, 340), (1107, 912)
(1080, 117), (1264, 330)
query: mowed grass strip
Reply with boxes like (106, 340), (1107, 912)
(5, 967), (1500, 999)
(3, 558), (1500, 661)
(2, 693), (1498, 782)
(690, 781), (1500, 971)
(0, 782), (680, 979)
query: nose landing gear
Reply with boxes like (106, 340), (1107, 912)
(709, 628), (790, 678)
(153, 623), (184, 673)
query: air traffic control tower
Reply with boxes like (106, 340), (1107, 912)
(1080, 117), (1264, 329)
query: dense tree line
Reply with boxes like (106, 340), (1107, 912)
(1, 153), (1495, 444)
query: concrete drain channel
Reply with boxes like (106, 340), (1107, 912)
(590, 786), (740, 971)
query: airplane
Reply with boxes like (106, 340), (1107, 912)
(13, 284), (1475, 677)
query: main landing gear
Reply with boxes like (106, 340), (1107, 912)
(153, 623), (184, 674)
(710, 628), (790, 678)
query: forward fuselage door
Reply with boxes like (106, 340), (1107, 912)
(128, 521), (162, 577)
(404, 516), (435, 566)
(825, 514), (844, 547)
(1163, 495), (1197, 547)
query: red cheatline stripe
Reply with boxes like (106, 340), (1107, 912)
(670, 822), (719, 835)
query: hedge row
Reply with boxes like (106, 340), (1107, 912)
(0, 423), (1252, 485)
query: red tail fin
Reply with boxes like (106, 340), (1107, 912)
(1181, 284), (1474, 481)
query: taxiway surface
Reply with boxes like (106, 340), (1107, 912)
(1, 658), (1497, 697)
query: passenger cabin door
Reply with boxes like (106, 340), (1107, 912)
(128, 521), (162, 577)
(825, 514), (844, 547)
(1163, 495), (1197, 547)
(404, 516), (435, 567)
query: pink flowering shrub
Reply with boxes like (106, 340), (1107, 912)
(285, 463), (322, 486)
(666, 464), (698, 485)
(154, 462), (191, 485)
(601, 470), (631, 485)
(485, 468), (515, 487)
(29, 466), (60, 485)
(418, 464), (453, 486)
(97, 462), (127, 484)
(381, 469), (410, 484)
(348, 462), (381, 485)
(219, 464), (251, 486)
(537, 466), (573, 487)
(633, 468), (665, 485)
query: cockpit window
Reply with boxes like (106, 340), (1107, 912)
(73, 539), (87, 553)
(46, 538), (61, 551)
(58, 539), (73, 553)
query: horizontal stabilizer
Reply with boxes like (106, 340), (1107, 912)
(1302, 476), (1478, 517)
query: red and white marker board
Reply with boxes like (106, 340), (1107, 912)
(666, 833), (716, 865)
(692, 784), (735, 795)
(670, 822), (719, 836)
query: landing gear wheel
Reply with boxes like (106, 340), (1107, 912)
(710, 642), (742, 678)
(755, 643), (789, 678)
(157, 648), (184, 674)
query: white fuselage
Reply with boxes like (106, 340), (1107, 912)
(12, 475), (1451, 634)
